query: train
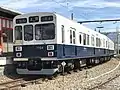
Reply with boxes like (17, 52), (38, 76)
(13, 12), (115, 75)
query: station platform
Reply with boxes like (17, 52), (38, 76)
(0, 57), (13, 65)
(0, 57), (15, 75)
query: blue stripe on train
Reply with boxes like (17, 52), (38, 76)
(13, 44), (114, 59)
(56, 44), (113, 59)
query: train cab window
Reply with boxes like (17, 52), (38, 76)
(35, 23), (55, 40)
(15, 26), (22, 40)
(61, 25), (64, 43)
(83, 34), (86, 45)
(24, 25), (33, 41)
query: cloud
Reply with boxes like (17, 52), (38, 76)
(1, 0), (120, 12)
(0, 0), (120, 32)
(1, 0), (120, 11)
(1, 0), (39, 9)
(0, 0), (62, 9)
(69, 0), (120, 9)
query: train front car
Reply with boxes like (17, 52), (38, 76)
(13, 12), (115, 75)
(13, 12), (58, 75)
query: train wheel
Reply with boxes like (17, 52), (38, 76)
(74, 60), (81, 71)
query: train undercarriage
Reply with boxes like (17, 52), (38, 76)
(14, 56), (112, 75)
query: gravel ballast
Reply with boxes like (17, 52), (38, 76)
(16, 58), (120, 90)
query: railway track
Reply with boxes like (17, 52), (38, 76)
(89, 74), (120, 90)
(0, 76), (44, 90)
(88, 57), (120, 90)
(0, 58), (118, 90)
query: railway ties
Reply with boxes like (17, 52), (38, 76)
(88, 74), (120, 90)
(0, 57), (117, 90)
(88, 57), (120, 90)
(0, 76), (43, 90)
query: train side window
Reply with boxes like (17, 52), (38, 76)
(91, 35), (94, 46)
(93, 37), (95, 46)
(70, 30), (72, 43)
(96, 37), (99, 47)
(106, 41), (107, 48)
(61, 25), (64, 43)
(83, 34), (86, 45)
(99, 39), (101, 47)
(103, 39), (105, 47)
(73, 31), (76, 44)
(87, 34), (89, 45)
(70, 27), (76, 44)
(99, 38), (100, 47)
(79, 33), (82, 44)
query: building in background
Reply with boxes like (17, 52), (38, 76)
(0, 6), (22, 56)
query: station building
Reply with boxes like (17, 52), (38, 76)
(0, 7), (22, 56)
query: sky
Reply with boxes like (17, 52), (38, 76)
(0, 0), (120, 32)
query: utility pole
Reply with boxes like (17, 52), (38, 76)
(66, 0), (74, 20)
(71, 13), (73, 20)
(116, 26), (119, 55)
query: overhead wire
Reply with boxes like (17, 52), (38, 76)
(51, 0), (116, 31)
(51, 0), (89, 20)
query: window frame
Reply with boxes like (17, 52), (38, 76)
(35, 23), (55, 40)
(15, 26), (22, 41)
(24, 25), (33, 41)
(61, 25), (65, 43)
(83, 33), (86, 45)
(70, 27), (76, 44)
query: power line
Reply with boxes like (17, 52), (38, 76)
(51, 0), (70, 11)
(51, 0), (89, 19)
(78, 19), (120, 24)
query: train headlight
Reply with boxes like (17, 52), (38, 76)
(15, 46), (22, 51)
(16, 53), (22, 57)
(48, 52), (54, 56)
(47, 45), (54, 50)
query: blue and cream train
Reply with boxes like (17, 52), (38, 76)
(13, 12), (114, 75)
